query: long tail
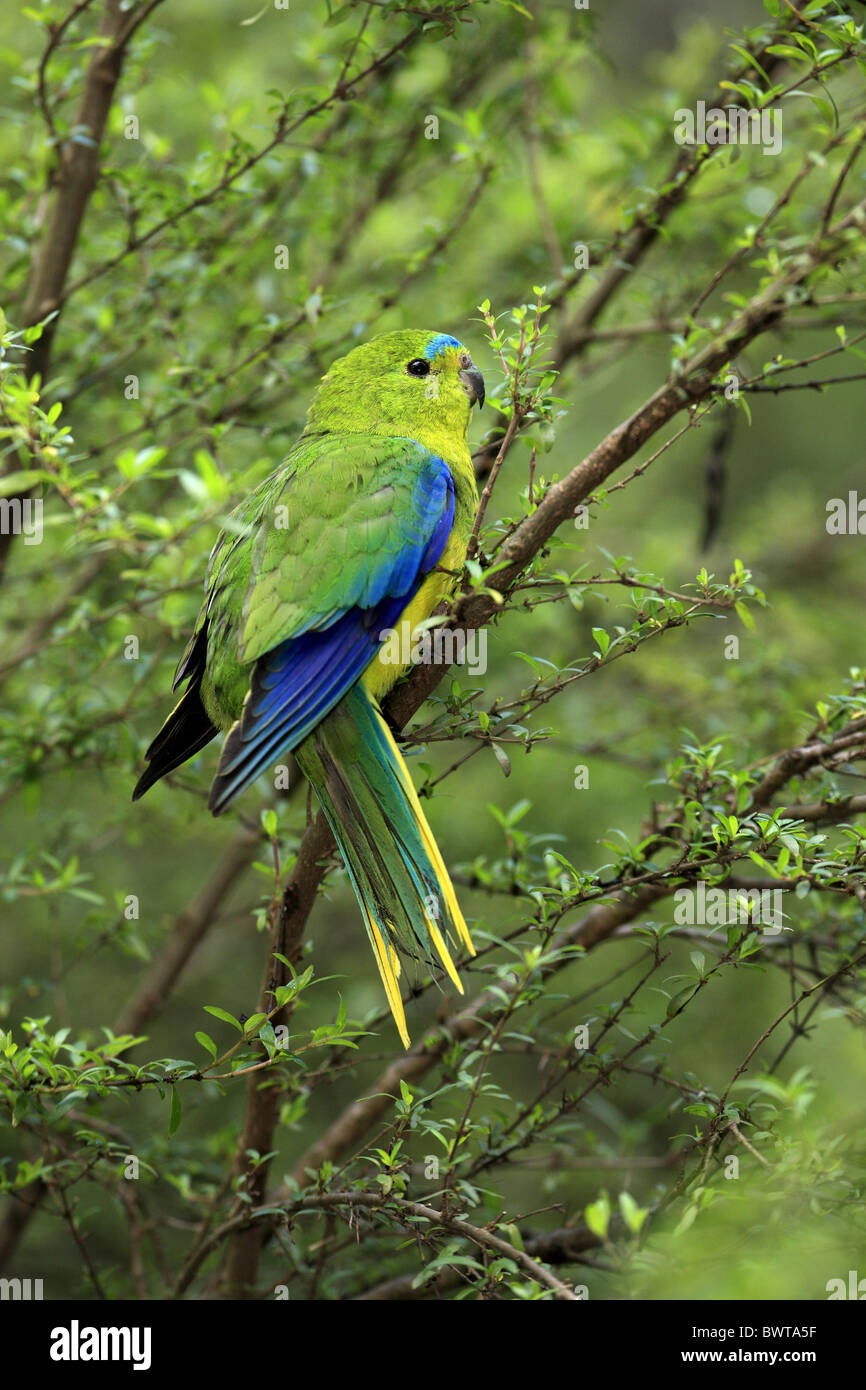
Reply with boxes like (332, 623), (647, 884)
(295, 682), (474, 1047)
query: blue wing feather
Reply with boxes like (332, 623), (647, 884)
(208, 454), (455, 814)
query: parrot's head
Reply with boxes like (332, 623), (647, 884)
(303, 330), (485, 455)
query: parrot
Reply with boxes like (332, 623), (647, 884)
(133, 329), (486, 1047)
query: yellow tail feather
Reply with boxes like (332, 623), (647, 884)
(425, 914), (464, 993)
(373, 705), (476, 958)
(366, 913), (410, 1049)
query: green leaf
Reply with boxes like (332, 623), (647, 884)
(592, 627), (610, 657)
(194, 1031), (217, 1060)
(734, 601), (755, 632)
(666, 984), (699, 1017)
(729, 44), (771, 83)
(494, 0), (532, 16)
(168, 1086), (182, 1136)
(203, 1005), (243, 1031)
(0, 471), (46, 497)
(584, 1193), (611, 1240)
(324, 4), (354, 25)
(619, 1192), (648, 1234)
(504, 1222), (524, 1251)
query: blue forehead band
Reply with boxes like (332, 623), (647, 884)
(425, 333), (461, 359)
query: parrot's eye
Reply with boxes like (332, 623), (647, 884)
(406, 358), (430, 377)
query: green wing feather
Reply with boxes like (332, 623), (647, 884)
(200, 433), (456, 724)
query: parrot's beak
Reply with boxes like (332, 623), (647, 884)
(458, 360), (485, 409)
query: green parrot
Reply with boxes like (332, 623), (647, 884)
(133, 330), (485, 1046)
